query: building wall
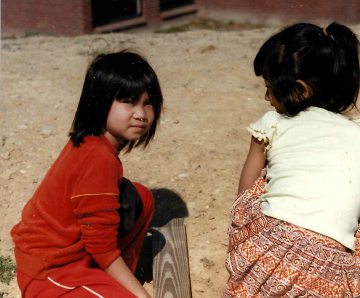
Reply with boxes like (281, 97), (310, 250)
(3, 0), (359, 37)
(195, 0), (360, 24)
(1, 0), (174, 37)
(2, 0), (93, 37)
(143, 0), (161, 24)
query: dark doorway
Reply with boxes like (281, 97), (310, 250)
(92, 0), (142, 28)
(160, 0), (194, 12)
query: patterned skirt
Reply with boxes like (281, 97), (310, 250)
(223, 169), (360, 298)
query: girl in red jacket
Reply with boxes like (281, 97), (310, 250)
(11, 51), (163, 298)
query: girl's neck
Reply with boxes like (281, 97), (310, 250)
(103, 131), (123, 151)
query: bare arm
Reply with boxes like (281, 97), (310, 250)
(105, 256), (151, 298)
(238, 137), (267, 194)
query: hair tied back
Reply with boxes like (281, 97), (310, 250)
(323, 27), (335, 41)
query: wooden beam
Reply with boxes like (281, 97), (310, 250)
(152, 218), (192, 298)
(160, 5), (197, 20)
(93, 16), (146, 34)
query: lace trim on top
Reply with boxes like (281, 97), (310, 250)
(246, 124), (278, 155)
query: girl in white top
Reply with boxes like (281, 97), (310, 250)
(223, 23), (360, 298)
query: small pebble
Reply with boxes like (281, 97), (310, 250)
(41, 126), (54, 137)
(0, 152), (10, 160)
(208, 214), (215, 220)
(178, 173), (188, 178)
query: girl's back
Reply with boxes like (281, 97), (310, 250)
(251, 107), (360, 249)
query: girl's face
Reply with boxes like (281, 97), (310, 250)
(264, 80), (282, 112)
(104, 92), (155, 150)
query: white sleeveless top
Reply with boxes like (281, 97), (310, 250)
(248, 107), (360, 250)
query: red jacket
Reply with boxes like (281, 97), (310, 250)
(11, 135), (123, 279)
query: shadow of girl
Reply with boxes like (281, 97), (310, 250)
(135, 188), (189, 284)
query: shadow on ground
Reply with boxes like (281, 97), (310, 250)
(135, 188), (189, 284)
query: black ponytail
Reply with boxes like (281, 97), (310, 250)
(324, 23), (360, 112)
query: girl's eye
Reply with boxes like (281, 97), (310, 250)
(122, 99), (133, 104)
(144, 101), (154, 107)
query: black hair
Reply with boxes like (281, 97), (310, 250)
(69, 50), (163, 152)
(254, 22), (360, 116)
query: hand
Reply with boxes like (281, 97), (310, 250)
(105, 256), (152, 298)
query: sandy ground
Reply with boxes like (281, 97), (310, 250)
(2, 23), (360, 297)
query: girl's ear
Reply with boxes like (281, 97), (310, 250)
(296, 79), (313, 99)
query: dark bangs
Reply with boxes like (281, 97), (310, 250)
(114, 54), (162, 106)
(254, 36), (282, 80)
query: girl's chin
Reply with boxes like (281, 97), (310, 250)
(124, 136), (145, 142)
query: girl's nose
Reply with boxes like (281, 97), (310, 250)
(134, 104), (146, 119)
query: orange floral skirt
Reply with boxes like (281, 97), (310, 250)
(223, 170), (360, 298)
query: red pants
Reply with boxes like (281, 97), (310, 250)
(17, 182), (154, 298)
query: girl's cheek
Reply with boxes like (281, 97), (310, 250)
(146, 106), (155, 115)
(147, 109), (155, 125)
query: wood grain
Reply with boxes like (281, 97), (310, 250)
(152, 218), (192, 298)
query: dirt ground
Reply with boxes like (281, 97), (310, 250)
(2, 21), (360, 297)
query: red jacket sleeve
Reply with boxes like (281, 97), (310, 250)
(70, 151), (122, 269)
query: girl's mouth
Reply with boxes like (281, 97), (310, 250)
(131, 125), (147, 129)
